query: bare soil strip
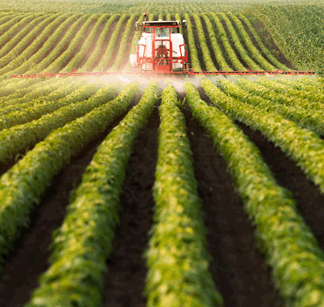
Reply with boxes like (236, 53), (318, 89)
(102, 100), (159, 307)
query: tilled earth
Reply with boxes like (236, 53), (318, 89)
(0, 12), (322, 307)
(1, 88), (324, 307)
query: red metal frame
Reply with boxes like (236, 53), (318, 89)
(9, 69), (315, 79)
(135, 22), (188, 73)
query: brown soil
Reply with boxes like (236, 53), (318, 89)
(182, 100), (282, 307)
(101, 100), (159, 307)
(0, 86), (289, 307)
(235, 120), (324, 251)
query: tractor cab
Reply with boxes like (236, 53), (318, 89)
(130, 18), (188, 73)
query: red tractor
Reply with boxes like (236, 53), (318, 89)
(130, 17), (189, 74)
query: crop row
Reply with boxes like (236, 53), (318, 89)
(146, 85), (223, 306)
(94, 14), (128, 72)
(201, 14), (232, 71)
(0, 80), (102, 130)
(254, 3), (323, 71)
(192, 13), (216, 71)
(1, 75), (324, 306)
(202, 78), (324, 195)
(60, 14), (110, 73)
(0, 13), (46, 61)
(80, 14), (119, 72)
(0, 14), (59, 74)
(227, 13), (276, 71)
(0, 11), (293, 77)
(218, 78), (324, 136)
(189, 79), (324, 306)
(0, 79), (120, 164)
(208, 13), (246, 71)
(183, 13), (201, 71)
(0, 82), (139, 274)
(25, 81), (155, 306)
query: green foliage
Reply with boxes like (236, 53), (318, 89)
(26, 81), (156, 307)
(209, 12), (246, 71)
(192, 13), (217, 71)
(0, 80), (120, 164)
(0, 82), (139, 278)
(145, 85), (223, 307)
(202, 76), (324, 199)
(94, 14), (128, 71)
(201, 13), (231, 71)
(252, 2), (324, 71)
(184, 13), (201, 72)
(190, 78), (324, 306)
(110, 14), (138, 71)
(220, 77), (324, 136)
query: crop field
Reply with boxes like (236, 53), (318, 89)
(0, 3), (324, 307)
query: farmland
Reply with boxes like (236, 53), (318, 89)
(0, 1), (324, 306)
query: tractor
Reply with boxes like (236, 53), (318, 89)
(130, 16), (188, 74)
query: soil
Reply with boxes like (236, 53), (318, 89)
(0, 11), (321, 307)
(101, 101), (159, 307)
(235, 120), (324, 251)
(182, 102), (282, 307)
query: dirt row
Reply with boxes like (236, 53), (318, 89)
(2, 85), (324, 306)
